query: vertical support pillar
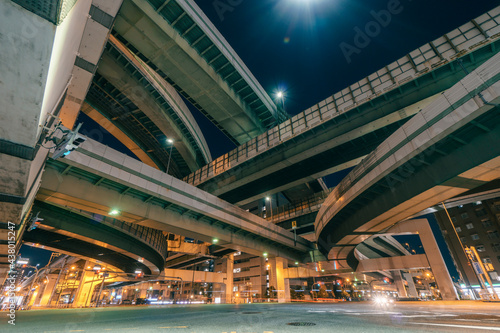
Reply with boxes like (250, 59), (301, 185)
(223, 254), (234, 304)
(403, 272), (418, 297)
(388, 219), (458, 300)
(269, 257), (288, 303)
(38, 274), (59, 306)
(392, 270), (408, 298)
(73, 271), (98, 307)
(284, 278), (291, 302)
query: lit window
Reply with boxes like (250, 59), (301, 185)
(482, 257), (492, 264)
(455, 227), (462, 233)
(466, 223), (474, 230)
(471, 234), (480, 240)
(477, 245), (486, 252)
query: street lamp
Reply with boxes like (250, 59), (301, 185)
(265, 196), (273, 220)
(166, 138), (174, 175)
(275, 91), (285, 111)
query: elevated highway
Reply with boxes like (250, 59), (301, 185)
(183, 10), (500, 206)
(315, 51), (500, 269)
(24, 201), (166, 278)
(84, 35), (213, 176)
(37, 136), (313, 262)
(113, 0), (287, 145)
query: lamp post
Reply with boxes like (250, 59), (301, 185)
(265, 197), (273, 220)
(166, 138), (174, 175)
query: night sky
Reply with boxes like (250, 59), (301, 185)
(24, 0), (497, 269)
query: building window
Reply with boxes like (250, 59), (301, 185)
(493, 243), (500, 252)
(471, 234), (480, 240)
(451, 216), (457, 223)
(461, 213), (469, 219)
(482, 219), (492, 228)
(475, 208), (487, 217)
(489, 271), (499, 281)
(466, 223), (474, 230)
(460, 237), (467, 244)
(497, 256), (500, 263)
(477, 245), (486, 252)
(482, 257), (492, 264)
(487, 231), (500, 240)
(455, 226), (462, 233)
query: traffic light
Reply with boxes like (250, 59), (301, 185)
(27, 212), (43, 231)
(51, 123), (86, 160)
(383, 277), (390, 284)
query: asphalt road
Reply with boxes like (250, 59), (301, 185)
(1, 301), (500, 333)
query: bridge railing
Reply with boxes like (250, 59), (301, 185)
(65, 207), (167, 258)
(183, 8), (500, 187)
(264, 190), (332, 224)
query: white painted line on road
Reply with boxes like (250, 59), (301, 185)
(397, 314), (457, 318)
(410, 322), (500, 331)
(307, 310), (326, 312)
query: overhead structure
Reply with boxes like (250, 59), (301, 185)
(315, 52), (500, 269)
(182, 9), (500, 205)
(112, 0), (288, 145)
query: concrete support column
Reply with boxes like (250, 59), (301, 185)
(223, 254), (234, 304)
(392, 270), (407, 298)
(388, 219), (458, 300)
(38, 273), (59, 306)
(403, 272), (418, 298)
(269, 257), (288, 303)
(73, 271), (98, 307)
(284, 278), (291, 302)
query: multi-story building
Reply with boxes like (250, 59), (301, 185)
(434, 197), (500, 288)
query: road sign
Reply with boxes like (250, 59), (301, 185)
(292, 221), (297, 229)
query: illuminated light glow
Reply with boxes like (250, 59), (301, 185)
(109, 209), (120, 216)
(263, 252), (268, 257)
(167, 138), (174, 144)
(212, 238), (219, 244)
(283, 37), (290, 44)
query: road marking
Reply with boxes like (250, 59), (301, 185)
(397, 314), (457, 318)
(307, 310), (326, 312)
(410, 322), (500, 331)
(158, 327), (188, 329)
(69, 331), (85, 332)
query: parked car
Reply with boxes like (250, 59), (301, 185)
(121, 299), (132, 305)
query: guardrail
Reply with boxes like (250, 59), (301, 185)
(183, 8), (500, 187)
(264, 190), (331, 224)
(64, 207), (167, 258)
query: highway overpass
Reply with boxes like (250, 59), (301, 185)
(183, 9), (500, 206)
(36, 135), (313, 262)
(315, 51), (500, 270)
